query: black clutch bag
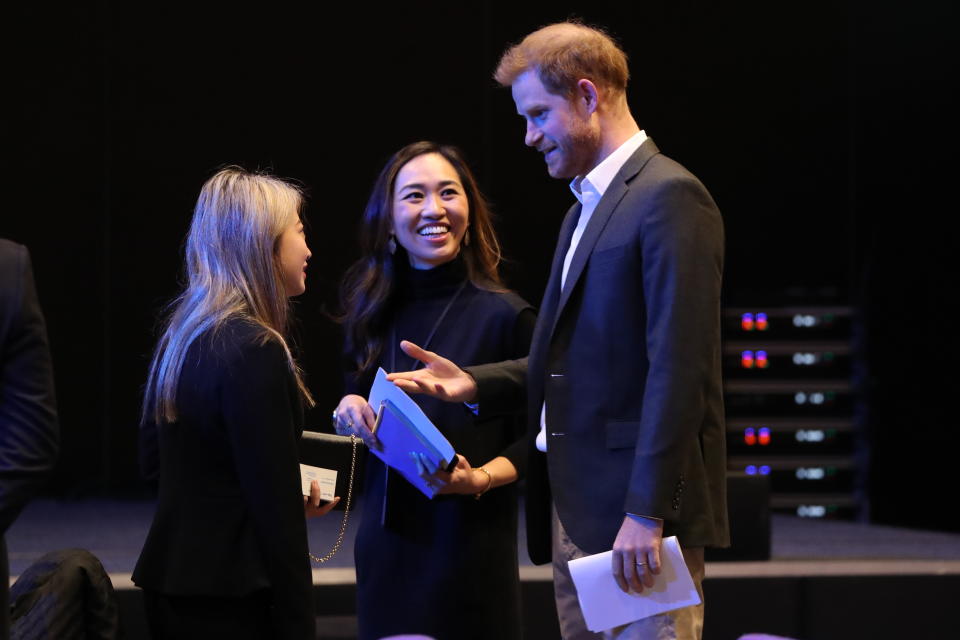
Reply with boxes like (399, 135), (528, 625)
(299, 430), (366, 512)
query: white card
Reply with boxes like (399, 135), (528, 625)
(299, 464), (337, 502)
(568, 536), (702, 632)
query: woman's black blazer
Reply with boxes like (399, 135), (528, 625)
(133, 317), (313, 639)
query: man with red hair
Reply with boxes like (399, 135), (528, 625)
(390, 22), (729, 639)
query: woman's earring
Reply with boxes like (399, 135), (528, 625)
(388, 234), (397, 254)
(463, 229), (471, 247)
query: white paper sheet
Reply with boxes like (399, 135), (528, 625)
(366, 368), (457, 498)
(568, 536), (701, 632)
(299, 464), (337, 502)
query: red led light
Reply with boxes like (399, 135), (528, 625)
(756, 313), (769, 331)
(741, 313), (755, 331)
(756, 350), (769, 369)
(758, 427), (771, 446)
(741, 350), (755, 369)
(744, 428), (757, 446)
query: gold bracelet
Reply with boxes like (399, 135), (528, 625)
(474, 466), (493, 500)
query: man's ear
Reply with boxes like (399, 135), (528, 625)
(575, 79), (600, 115)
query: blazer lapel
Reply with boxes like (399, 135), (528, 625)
(549, 138), (661, 338)
(528, 202), (581, 375)
(540, 202), (581, 323)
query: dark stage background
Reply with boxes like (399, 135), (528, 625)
(3, 2), (956, 531)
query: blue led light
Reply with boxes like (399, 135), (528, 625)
(759, 465), (771, 475)
(745, 465), (757, 475)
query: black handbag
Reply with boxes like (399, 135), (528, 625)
(299, 430), (366, 510)
(299, 430), (366, 563)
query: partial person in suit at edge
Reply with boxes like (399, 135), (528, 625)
(333, 142), (535, 640)
(387, 22), (729, 640)
(133, 168), (338, 640)
(0, 239), (60, 640)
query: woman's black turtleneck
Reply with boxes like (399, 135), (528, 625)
(352, 251), (536, 640)
(389, 254), (471, 371)
(394, 252), (468, 301)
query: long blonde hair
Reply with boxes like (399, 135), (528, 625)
(143, 167), (314, 424)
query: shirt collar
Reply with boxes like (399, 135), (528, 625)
(569, 130), (648, 204)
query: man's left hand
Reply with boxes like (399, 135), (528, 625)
(611, 514), (663, 593)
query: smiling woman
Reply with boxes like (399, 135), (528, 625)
(334, 141), (535, 640)
(391, 152), (470, 269)
(339, 142), (507, 377)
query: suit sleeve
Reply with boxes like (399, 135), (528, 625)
(496, 307), (537, 472)
(625, 176), (723, 519)
(221, 337), (314, 640)
(0, 244), (59, 534)
(465, 356), (529, 415)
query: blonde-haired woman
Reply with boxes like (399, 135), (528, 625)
(133, 167), (334, 639)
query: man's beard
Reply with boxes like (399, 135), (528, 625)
(557, 121), (602, 178)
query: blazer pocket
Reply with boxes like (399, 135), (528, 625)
(606, 420), (640, 449)
(590, 244), (629, 268)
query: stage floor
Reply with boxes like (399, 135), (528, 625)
(9, 497), (960, 583)
(9, 498), (960, 639)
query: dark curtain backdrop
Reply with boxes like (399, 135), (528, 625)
(2, 2), (956, 530)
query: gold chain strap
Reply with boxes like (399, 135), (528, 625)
(309, 434), (358, 564)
